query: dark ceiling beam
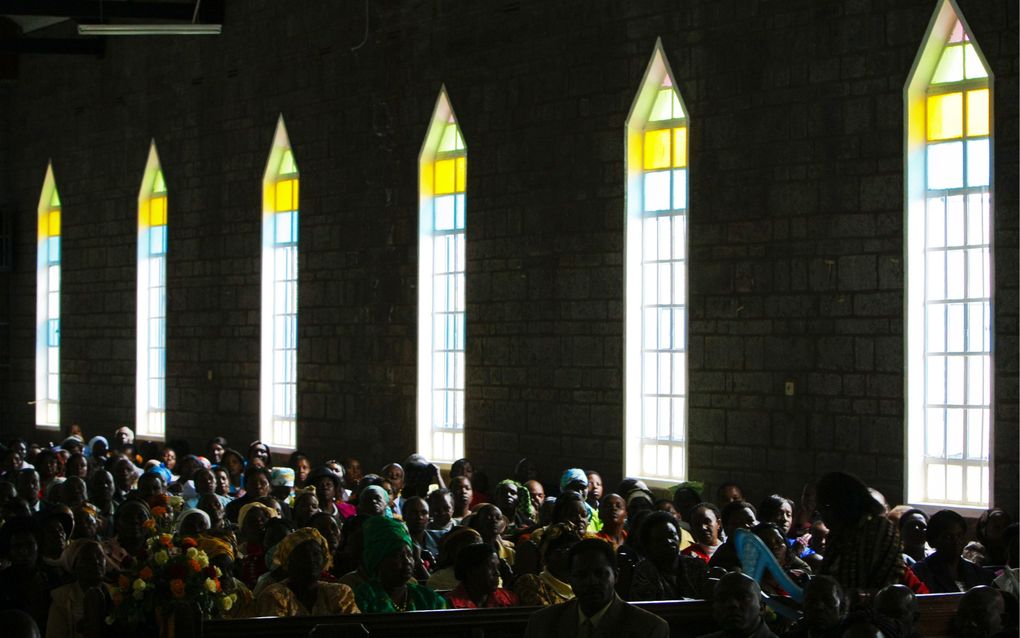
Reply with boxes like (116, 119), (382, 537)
(0, 1), (223, 22)
(0, 37), (104, 55)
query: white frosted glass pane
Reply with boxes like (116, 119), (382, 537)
(946, 408), (964, 458)
(672, 170), (687, 210)
(149, 287), (164, 317)
(643, 308), (657, 350)
(149, 379), (163, 407)
(454, 273), (465, 312)
(657, 263), (671, 303)
(47, 402), (59, 424)
(672, 215), (686, 260)
(926, 251), (945, 300)
(966, 409), (987, 459)
(967, 303), (990, 352)
(657, 444), (670, 476)
(149, 317), (163, 348)
(642, 397), (657, 439)
(455, 352), (465, 388)
(150, 226), (167, 254)
(434, 274), (450, 311)
(274, 212), (295, 244)
(658, 308), (671, 351)
(656, 216), (671, 261)
(927, 305), (945, 352)
(966, 248), (988, 298)
(673, 307), (686, 350)
(656, 352), (670, 395)
(966, 139), (990, 187)
(435, 196), (456, 231)
(642, 217), (658, 260)
(48, 348), (59, 373)
(48, 264), (60, 289)
(643, 263), (658, 305)
(968, 355), (990, 405)
(433, 235), (450, 273)
(946, 356), (965, 405)
(966, 466), (982, 504)
(927, 142), (964, 190)
(644, 171), (671, 212)
(642, 444), (657, 476)
(966, 194), (988, 245)
(48, 292), (59, 318)
(673, 262), (686, 304)
(642, 353), (657, 394)
(945, 251), (965, 299)
(926, 198), (946, 248)
(946, 464), (964, 503)
(945, 196), (965, 247)
(658, 397), (671, 439)
(671, 446), (685, 478)
(453, 432), (464, 458)
(927, 356), (946, 404)
(672, 353), (686, 395)
(671, 397), (684, 440)
(454, 234), (466, 272)
(946, 303), (965, 352)
(927, 463), (946, 500)
(926, 408), (945, 457)
(48, 373), (59, 399)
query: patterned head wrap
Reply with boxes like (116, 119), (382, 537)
(271, 527), (332, 571)
(147, 465), (173, 485)
(360, 484), (389, 504)
(559, 468), (588, 493)
(196, 534), (235, 561)
(361, 515), (412, 578)
(497, 479), (536, 522)
(270, 467), (295, 488)
(237, 501), (278, 530)
(538, 522), (584, 564)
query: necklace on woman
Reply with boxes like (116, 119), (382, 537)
(389, 586), (409, 611)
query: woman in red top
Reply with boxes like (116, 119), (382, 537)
(444, 543), (519, 608)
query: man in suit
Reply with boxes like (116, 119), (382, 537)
(523, 537), (670, 638)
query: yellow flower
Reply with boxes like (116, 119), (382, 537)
(204, 578), (218, 593)
(214, 566), (222, 578)
(196, 551), (209, 568)
(132, 589), (145, 601)
(132, 578), (146, 592)
(154, 550), (169, 566)
(186, 547), (199, 560)
(220, 596), (233, 611)
(168, 495), (184, 509)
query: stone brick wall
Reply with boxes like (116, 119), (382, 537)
(0, 0), (1016, 513)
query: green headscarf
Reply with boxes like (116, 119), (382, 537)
(497, 478), (536, 523)
(361, 515), (412, 579)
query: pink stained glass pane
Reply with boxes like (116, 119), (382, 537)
(949, 20), (964, 43)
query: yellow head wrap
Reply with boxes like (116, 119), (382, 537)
(196, 534), (235, 561)
(271, 527), (333, 571)
(237, 501), (279, 530)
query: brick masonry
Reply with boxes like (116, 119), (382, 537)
(0, 0), (1016, 513)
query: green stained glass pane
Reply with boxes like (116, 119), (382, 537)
(153, 169), (166, 194)
(279, 149), (297, 175)
(50, 188), (61, 207)
(963, 43), (988, 80)
(649, 89), (673, 122)
(932, 45), (964, 84)
(671, 92), (685, 119)
(455, 130), (465, 151)
(438, 124), (460, 152)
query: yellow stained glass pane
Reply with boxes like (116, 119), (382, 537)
(139, 200), (150, 227)
(275, 178), (298, 212)
(649, 89), (673, 122)
(967, 89), (989, 136)
(435, 159), (456, 195)
(149, 196), (167, 226)
(47, 210), (61, 237)
(153, 170), (166, 194)
(672, 127), (688, 168)
(927, 92), (963, 141)
(932, 45), (964, 84)
(279, 149), (297, 175)
(455, 157), (467, 193)
(49, 189), (61, 207)
(963, 43), (987, 80)
(643, 129), (671, 170)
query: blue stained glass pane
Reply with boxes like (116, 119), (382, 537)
(966, 139), (990, 187)
(927, 142), (964, 190)
(454, 194), (466, 230)
(644, 171), (671, 212)
(48, 319), (60, 346)
(274, 211), (297, 244)
(672, 169), (688, 210)
(47, 237), (61, 263)
(149, 226), (167, 255)
(435, 196), (456, 231)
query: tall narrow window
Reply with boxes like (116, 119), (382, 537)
(36, 164), (61, 428)
(137, 143), (167, 440)
(625, 41), (689, 482)
(906, 0), (992, 508)
(261, 117), (299, 450)
(418, 88), (466, 463)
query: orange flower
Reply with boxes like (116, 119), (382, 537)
(170, 578), (186, 598)
(156, 493), (169, 506)
(189, 559), (202, 573)
(139, 566), (154, 581)
(159, 534), (173, 548)
(151, 506), (168, 517)
(118, 575), (131, 590)
(180, 537), (198, 549)
(112, 591), (124, 606)
(143, 519), (157, 531)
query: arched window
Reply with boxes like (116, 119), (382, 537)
(418, 87), (466, 464)
(137, 142), (167, 439)
(625, 41), (689, 482)
(261, 116), (299, 450)
(36, 163), (61, 428)
(905, 0), (992, 508)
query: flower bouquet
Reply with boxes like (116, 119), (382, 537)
(107, 534), (237, 631)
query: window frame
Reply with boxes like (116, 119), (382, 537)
(136, 142), (168, 441)
(36, 163), (61, 429)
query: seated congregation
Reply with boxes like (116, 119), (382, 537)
(0, 429), (1016, 638)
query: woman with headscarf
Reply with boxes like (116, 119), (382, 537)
(493, 479), (535, 537)
(176, 508), (211, 538)
(512, 523), (581, 606)
(444, 542), (520, 608)
(353, 516), (447, 612)
(197, 535), (254, 619)
(558, 468), (601, 533)
(102, 499), (151, 575)
(256, 527), (360, 616)
(46, 539), (110, 638)
(236, 501), (279, 589)
(425, 527), (484, 591)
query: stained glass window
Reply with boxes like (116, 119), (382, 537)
(625, 42), (689, 482)
(261, 118), (299, 450)
(906, 0), (992, 508)
(36, 164), (61, 428)
(137, 144), (167, 439)
(418, 88), (466, 463)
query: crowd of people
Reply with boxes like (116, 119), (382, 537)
(0, 427), (1016, 638)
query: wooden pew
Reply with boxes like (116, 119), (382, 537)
(201, 593), (964, 638)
